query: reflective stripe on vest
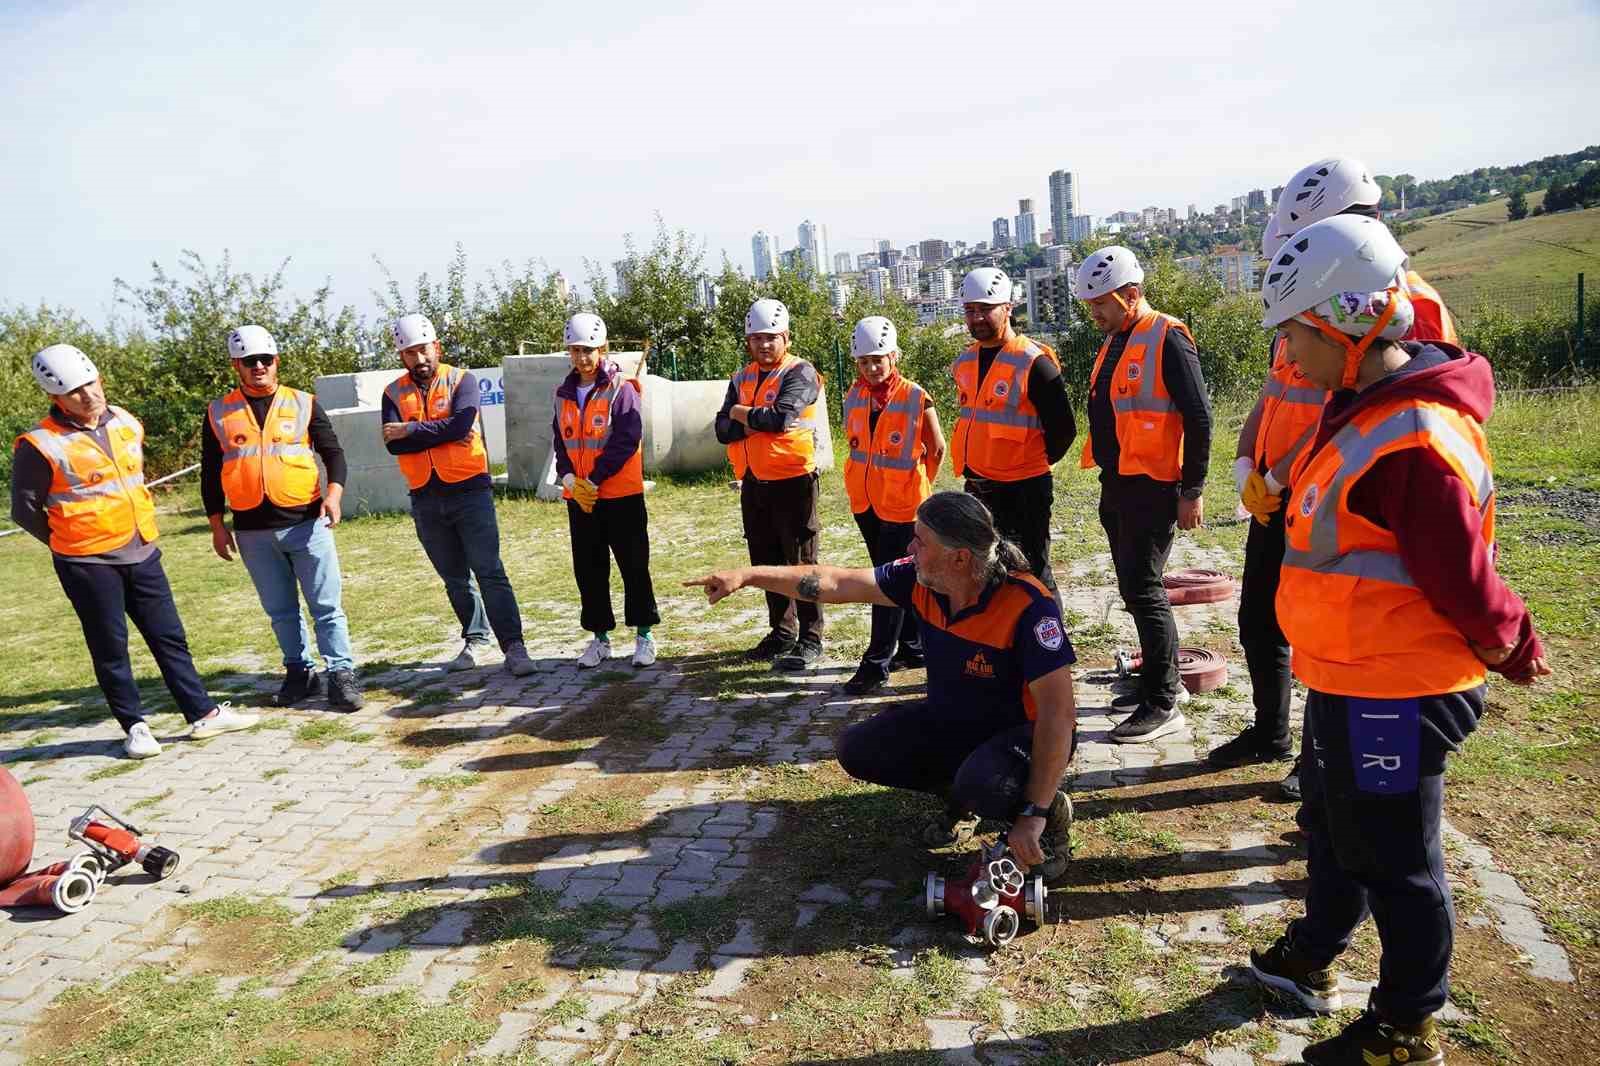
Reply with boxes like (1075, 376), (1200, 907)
(951, 336), (1053, 481)
(727, 356), (820, 481)
(206, 388), (319, 511)
(20, 406), (160, 555)
(1255, 335), (1330, 470)
(384, 365), (489, 490)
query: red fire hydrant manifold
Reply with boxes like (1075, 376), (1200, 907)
(0, 766), (179, 914)
(925, 841), (1048, 947)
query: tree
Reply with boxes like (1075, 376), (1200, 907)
(1507, 190), (1528, 221)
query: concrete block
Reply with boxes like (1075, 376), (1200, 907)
(316, 367), (508, 464)
(323, 405), (413, 515)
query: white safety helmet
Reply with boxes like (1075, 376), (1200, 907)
(563, 312), (607, 347)
(1265, 157), (1382, 256)
(851, 316), (898, 358)
(31, 343), (100, 396)
(227, 324), (278, 360)
(959, 267), (1013, 306)
(1075, 246), (1144, 300)
(745, 298), (790, 336)
(391, 313), (438, 351)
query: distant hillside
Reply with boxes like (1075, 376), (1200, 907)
(1402, 193), (1600, 310)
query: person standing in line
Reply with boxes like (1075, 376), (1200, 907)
(948, 267), (1075, 605)
(11, 344), (257, 759)
(203, 324), (363, 711)
(551, 312), (660, 669)
(381, 313), (539, 677)
(838, 315), (944, 694)
(714, 298), (826, 672)
(1075, 246), (1213, 744)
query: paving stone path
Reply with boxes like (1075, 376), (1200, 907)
(0, 545), (1575, 1064)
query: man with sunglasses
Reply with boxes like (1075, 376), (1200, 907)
(203, 325), (364, 711)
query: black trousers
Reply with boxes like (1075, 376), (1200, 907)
(566, 493), (660, 634)
(964, 472), (1059, 601)
(1097, 473), (1181, 710)
(1291, 687), (1477, 1023)
(53, 551), (216, 732)
(740, 472), (823, 645)
(1238, 504), (1293, 748)
(836, 700), (1034, 820)
(852, 510), (921, 673)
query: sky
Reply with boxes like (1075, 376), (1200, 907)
(3, 0), (1598, 327)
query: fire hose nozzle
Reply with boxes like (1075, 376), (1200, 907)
(925, 872), (946, 917)
(982, 905), (1020, 947)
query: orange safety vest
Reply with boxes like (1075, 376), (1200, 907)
(1255, 336), (1330, 471)
(842, 376), (933, 522)
(1278, 397), (1495, 698)
(206, 387), (321, 512)
(1401, 270), (1459, 346)
(384, 365), (489, 490)
(1080, 308), (1192, 481)
(951, 334), (1057, 481)
(726, 355), (820, 481)
(18, 406), (159, 556)
(556, 374), (645, 500)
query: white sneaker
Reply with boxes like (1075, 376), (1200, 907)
(504, 641), (540, 676)
(577, 637), (612, 669)
(446, 641), (491, 672)
(124, 722), (161, 759)
(632, 634), (657, 668)
(188, 702), (259, 740)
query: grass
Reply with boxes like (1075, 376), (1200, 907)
(294, 719), (376, 745)
(1404, 193), (1600, 297)
(418, 772), (484, 793)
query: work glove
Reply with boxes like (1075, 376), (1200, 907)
(572, 477), (600, 512)
(1232, 456), (1255, 495)
(1241, 471), (1283, 526)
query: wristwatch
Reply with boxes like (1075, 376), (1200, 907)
(1180, 485), (1204, 500)
(1015, 802), (1051, 820)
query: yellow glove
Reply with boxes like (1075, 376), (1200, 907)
(1241, 471), (1283, 526)
(572, 478), (600, 512)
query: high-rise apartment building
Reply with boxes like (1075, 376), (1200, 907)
(797, 219), (828, 275)
(1247, 189), (1267, 211)
(1014, 199), (1038, 248)
(751, 231), (778, 281)
(1270, 185), (1285, 208)
(833, 251), (853, 275)
(927, 268), (955, 300)
(919, 238), (951, 263)
(863, 266), (890, 301)
(1048, 170), (1078, 250)
(856, 252), (880, 271)
(891, 261), (919, 292)
(1044, 245), (1072, 273)
(992, 216), (1012, 250)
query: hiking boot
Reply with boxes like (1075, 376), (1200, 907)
(1279, 759), (1303, 801)
(841, 663), (888, 695)
(327, 669), (365, 712)
(273, 666), (322, 707)
(446, 640), (491, 672)
(890, 646), (925, 671)
(1111, 702), (1188, 744)
(1207, 725), (1294, 768)
(1249, 927), (1342, 1013)
(1303, 996), (1442, 1066)
(921, 808), (980, 849)
(632, 634), (657, 668)
(1035, 790), (1075, 883)
(504, 641), (540, 676)
(747, 631), (797, 662)
(188, 702), (259, 741)
(124, 722), (161, 759)
(773, 640), (822, 672)
(577, 637), (613, 669)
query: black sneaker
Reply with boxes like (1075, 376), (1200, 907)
(327, 669), (365, 712)
(1249, 928), (1342, 1013)
(1207, 726), (1294, 768)
(1111, 703), (1187, 744)
(1279, 759), (1303, 801)
(1035, 791), (1075, 883)
(773, 640), (822, 672)
(841, 663), (889, 695)
(921, 808), (979, 849)
(1303, 995), (1441, 1066)
(273, 667), (322, 707)
(747, 631), (797, 662)
(890, 647), (926, 671)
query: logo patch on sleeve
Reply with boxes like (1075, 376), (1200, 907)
(1033, 617), (1064, 651)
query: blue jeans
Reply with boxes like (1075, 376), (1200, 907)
(411, 486), (524, 649)
(236, 516), (354, 672)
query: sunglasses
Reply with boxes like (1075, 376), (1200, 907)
(237, 354), (276, 369)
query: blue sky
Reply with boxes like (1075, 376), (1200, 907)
(3, 0), (1597, 325)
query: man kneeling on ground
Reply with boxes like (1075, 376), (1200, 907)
(686, 491), (1078, 880)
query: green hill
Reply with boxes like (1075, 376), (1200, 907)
(1402, 192), (1600, 311)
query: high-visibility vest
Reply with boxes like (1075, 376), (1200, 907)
(384, 365), (489, 490)
(1256, 336), (1330, 471)
(206, 387), (321, 512)
(556, 374), (645, 500)
(18, 406), (159, 556)
(1080, 308), (1191, 482)
(843, 376), (932, 522)
(1278, 396), (1495, 698)
(951, 335), (1057, 481)
(1401, 270), (1459, 346)
(726, 356), (819, 481)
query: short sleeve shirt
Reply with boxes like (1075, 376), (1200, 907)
(875, 557), (1076, 724)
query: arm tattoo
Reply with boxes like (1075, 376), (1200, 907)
(796, 571), (822, 602)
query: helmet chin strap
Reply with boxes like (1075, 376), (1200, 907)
(1296, 288), (1400, 389)
(1111, 289), (1145, 331)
